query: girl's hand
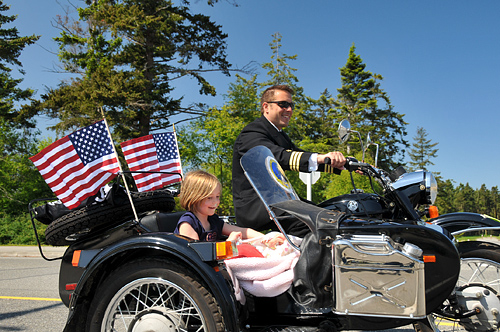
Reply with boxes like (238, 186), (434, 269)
(263, 234), (286, 249)
(227, 231), (242, 243)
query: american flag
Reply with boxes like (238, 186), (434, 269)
(30, 120), (120, 209)
(120, 132), (182, 192)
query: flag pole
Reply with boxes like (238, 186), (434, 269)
(172, 124), (183, 178)
(99, 107), (140, 223)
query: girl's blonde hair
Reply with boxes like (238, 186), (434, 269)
(179, 170), (221, 212)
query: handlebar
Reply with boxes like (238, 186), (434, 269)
(324, 156), (368, 173)
(324, 157), (388, 183)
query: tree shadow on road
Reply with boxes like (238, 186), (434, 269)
(0, 301), (65, 331)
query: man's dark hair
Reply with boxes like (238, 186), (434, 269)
(260, 85), (294, 113)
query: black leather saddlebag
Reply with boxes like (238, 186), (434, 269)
(269, 200), (344, 308)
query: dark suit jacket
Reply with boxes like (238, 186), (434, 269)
(232, 115), (339, 231)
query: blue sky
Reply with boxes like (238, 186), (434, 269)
(7, 0), (500, 190)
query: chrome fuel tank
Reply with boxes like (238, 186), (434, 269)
(333, 234), (426, 319)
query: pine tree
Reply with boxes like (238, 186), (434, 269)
(305, 89), (342, 152)
(0, 1), (40, 127)
(435, 178), (456, 214)
(407, 126), (439, 171)
(455, 183), (476, 213)
(477, 184), (493, 215)
(336, 44), (376, 125)
(335, 44), (407, 170)
(22, 0), (232, 140)
(491, 186), (499, 219)
(260, 32), (307, 143)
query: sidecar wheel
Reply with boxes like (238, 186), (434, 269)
(86, 258), (224, 332)
(45, 190), (175, 246)
(415, 252), (500, 332)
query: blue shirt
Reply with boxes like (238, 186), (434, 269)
(174, 211), (224, 241)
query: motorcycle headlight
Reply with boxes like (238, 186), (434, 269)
(392, 170), (438, 206)
(425, 172), (438, 205)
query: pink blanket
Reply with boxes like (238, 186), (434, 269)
(224, 233), (301, 304)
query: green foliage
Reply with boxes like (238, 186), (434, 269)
(0, 213), (46, 245)
(434, 177), (456, 215)
(455, 183), (478, 212)
(432, 178), (500, 219)
(0, 118), (54, 215)
(301, 90), (342, 153)
(324, 151), (382, 200)
(0, 1), (40, 126)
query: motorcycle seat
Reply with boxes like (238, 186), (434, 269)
(140, 211), (184, 233)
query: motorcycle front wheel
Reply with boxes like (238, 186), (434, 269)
(85, 258), (225, 332)
(414, 249), (500, 332)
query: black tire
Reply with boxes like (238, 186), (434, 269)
(86, 258), (224, 332)
(413, 315), (441, 332)
(414, 248), (500, 332)
(45, 190), (175, 246)
(461, 248), (500, 261)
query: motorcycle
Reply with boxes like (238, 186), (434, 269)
(320, 120), (500, 331)
(323, 119), (500, 257)
(29, 122), (500, 332)
(322, 120), (500, 241)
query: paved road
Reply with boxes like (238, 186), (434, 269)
(0, 246), (68, 332)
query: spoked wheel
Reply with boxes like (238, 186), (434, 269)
(86, 258), (224, 332)
(415, 250), (500, 332)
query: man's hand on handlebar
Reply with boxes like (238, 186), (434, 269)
(344, 158), (377, 176)
(323, 155), (370, 175)
(318, 151), (346, 169)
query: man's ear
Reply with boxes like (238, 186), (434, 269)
(262, 102), (269, 115)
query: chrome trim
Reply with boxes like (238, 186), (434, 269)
(391, 171), (424, 190)
(452, 226), (500, 239)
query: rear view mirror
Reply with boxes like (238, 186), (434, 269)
(338, 119), (351, 143)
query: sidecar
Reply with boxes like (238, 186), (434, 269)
(33, 146), (462, 332)
(56, 213), (240, 332)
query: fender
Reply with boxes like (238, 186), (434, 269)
(430, 212), (500, 255)
(61, 230), (238, 332)
(430, 212), (500, 233)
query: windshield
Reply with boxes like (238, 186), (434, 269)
(240, 145), (300, 207)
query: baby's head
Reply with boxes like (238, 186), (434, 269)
(179, 170), (221, 212)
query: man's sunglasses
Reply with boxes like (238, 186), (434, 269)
(267, 101), (294, 110)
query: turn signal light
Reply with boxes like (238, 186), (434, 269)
(423, 255), (436, 263)
(72, 250), (81, 267)
(428, 205), (439, 219)
(215, 241), (235, 260)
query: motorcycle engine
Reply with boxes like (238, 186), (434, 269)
(333, 234), (426, 319)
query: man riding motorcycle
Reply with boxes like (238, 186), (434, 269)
(232, 84), (345, 236)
